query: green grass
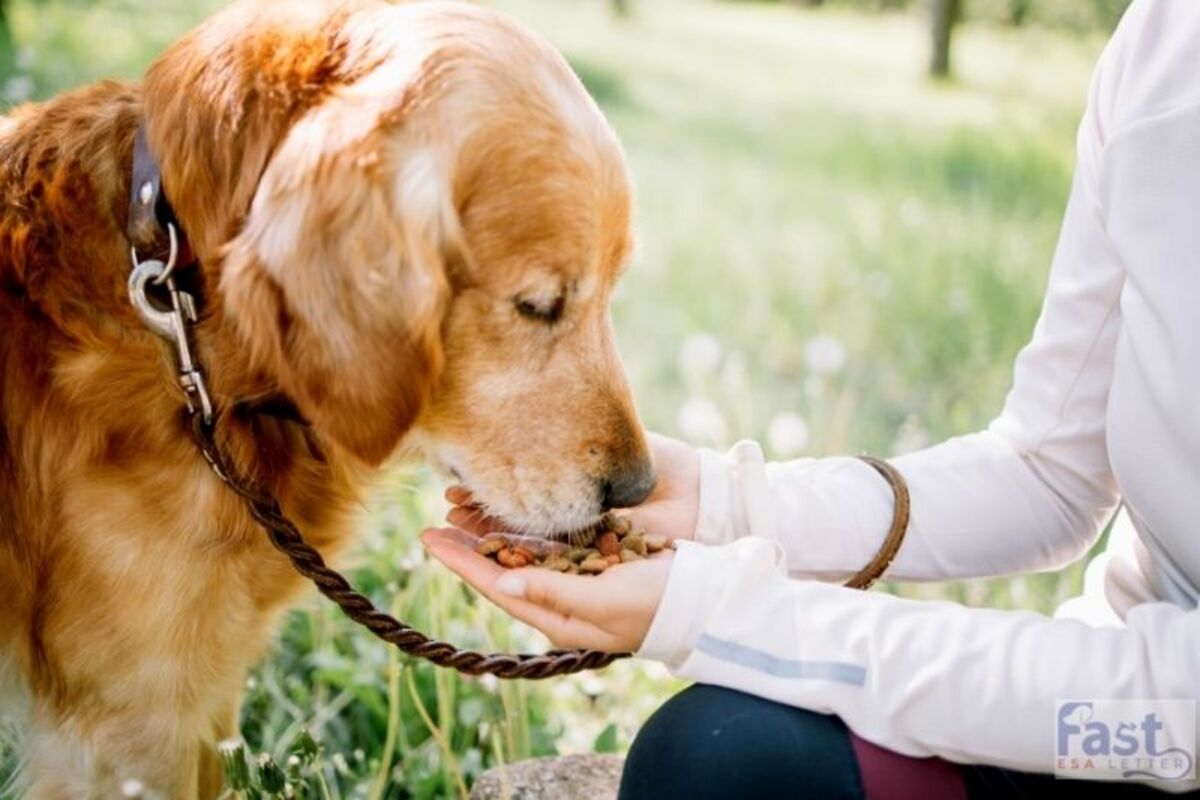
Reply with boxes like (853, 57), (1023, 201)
(1, 1), (1110, 796)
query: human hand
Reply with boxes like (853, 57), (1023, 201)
(420, 527), (673, 653)
(444, 432), (701, 541)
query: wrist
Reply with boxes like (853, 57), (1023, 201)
(695, 440), (774, 546)
(636, 537), (787, 666)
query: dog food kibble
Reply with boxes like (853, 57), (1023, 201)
(596, 532), (621, 557)
(473, 513), (673, 575)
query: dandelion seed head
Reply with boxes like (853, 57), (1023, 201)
(677, 397), (728, 446)
(3, 76), (34, 105)
(217, 738), (245, 756)
(804, 335), (847, 376)
(768, 413), (810, 457)
(678, 331), (723, 379)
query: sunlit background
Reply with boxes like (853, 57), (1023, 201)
(1, 0), (1127, 796)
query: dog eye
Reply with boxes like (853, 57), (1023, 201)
(514, 294), (565, 324)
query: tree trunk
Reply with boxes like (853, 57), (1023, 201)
(1008, 0), (1031, 26)
(0, 0), (14, 80)
(929, 0), (962, 78)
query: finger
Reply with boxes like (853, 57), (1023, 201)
(444, 485), (475, 505)
(446, 505), (508, 535)
(421, 528), (606, 646)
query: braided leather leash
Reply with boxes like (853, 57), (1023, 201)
(187, 409), (909, 679)
(187, 412), (626, 679)
(128, 125), (910, 681)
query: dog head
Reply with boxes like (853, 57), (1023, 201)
(143, 0), (654, 534)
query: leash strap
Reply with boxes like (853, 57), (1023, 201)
(125, 126), (911, 680)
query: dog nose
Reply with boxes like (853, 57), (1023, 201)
(600, 459), (657, 511)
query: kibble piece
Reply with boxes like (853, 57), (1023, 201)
(607, 515), (633, 538)
(474, 521), (672, 576)
(644, 534), (670, 553)
(542, 555), (572, 573)
(622, 535), (648, 557)
(497, 548), (531, 569)
(475, 537), (506, 557)
(579, 556), (610, 575)
(597, 532), (621, 557)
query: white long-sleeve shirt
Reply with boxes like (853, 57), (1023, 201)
(637, 0), (1200, 789)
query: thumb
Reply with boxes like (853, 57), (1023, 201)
(495, 568), (608, 619)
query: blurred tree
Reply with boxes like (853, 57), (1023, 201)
(0, 0), (14, 79)
(929, 0), (961, 78)
(1008, 0), (1031, 26)
(611, 0), (629, 17)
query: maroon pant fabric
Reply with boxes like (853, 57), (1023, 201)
(850, 732), (968, 800)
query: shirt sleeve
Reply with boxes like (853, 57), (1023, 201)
(694, 11), (1128, 583)
(637, 538), (1200, 790)
(639, 2), (1200, 783)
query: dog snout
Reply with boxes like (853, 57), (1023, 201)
(599, 457), (656, 511)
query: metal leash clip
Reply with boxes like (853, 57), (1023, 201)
(128, 222), (215, 427)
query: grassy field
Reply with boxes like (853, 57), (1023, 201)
(1, 1), (1110, 796)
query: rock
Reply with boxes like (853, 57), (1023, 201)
(470, 754), (625, 800)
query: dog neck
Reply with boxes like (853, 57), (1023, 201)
(0, 81), (144, 335)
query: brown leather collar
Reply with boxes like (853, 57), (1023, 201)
(127, 126), (190, 263)
(126, 126), (307, 426)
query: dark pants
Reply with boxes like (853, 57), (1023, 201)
(620, 685), (1196, 799)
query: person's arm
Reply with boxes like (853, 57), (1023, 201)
(637, 536), (1200, 789)
(696, 18), (1132, 583)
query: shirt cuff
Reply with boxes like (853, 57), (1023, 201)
(636, 537), (785, 667)
(637, 541), (720, 666)
(695, 440), (769, 547)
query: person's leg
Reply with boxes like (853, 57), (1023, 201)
(619, 684), (870, 799)
(622, 684), (1200, 800)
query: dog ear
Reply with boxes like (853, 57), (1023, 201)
(221, 104), (456, 466)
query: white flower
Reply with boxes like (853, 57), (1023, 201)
(217, 738), (245, 756)
(804, 335), (847, 376)
(677, 397), (727, 446)
(3, 75), (34, 105)
(120, 780), (145, 799)
(678, 331), (723, 379)
(767, 413), (809, 457)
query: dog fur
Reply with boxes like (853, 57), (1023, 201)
(0, 1), (651, 795)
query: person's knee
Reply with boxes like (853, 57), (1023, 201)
(619, 684), (862, 800)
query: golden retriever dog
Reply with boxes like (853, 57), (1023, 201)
(0, 0), (655, 795)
